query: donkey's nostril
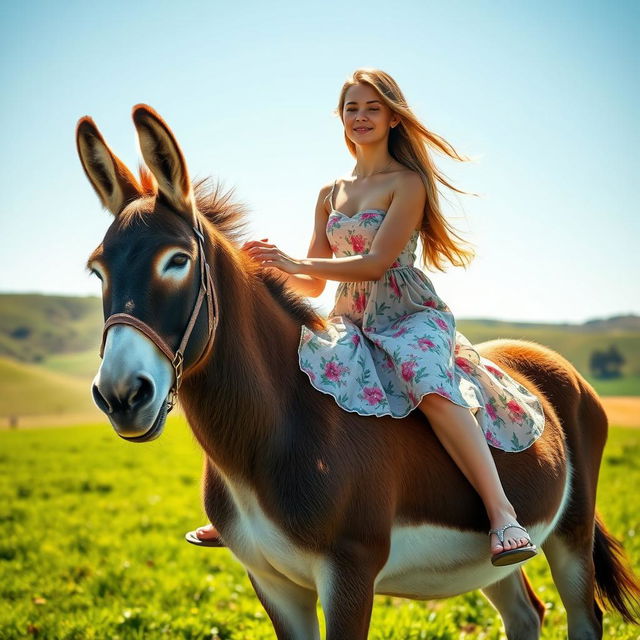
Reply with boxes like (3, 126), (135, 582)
(129, 374), (155, 411)
(92, 383), (113, 415)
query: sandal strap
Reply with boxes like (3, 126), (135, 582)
(488, 522), (531, 544)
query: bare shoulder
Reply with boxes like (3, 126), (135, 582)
(317, 179), (337, 213)
(318, 179), (335, 197)
(393, 168), (425, 195)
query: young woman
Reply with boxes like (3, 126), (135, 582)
(186, 68), (545, 567)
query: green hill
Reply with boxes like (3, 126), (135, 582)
(0, 294), (638, 416)
(0, 356), (98, 418)
(0, 293), (102, 366)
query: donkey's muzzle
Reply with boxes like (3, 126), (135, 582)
(92, 371), (164, 439)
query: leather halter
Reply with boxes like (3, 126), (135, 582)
(98, 217), (218, 411)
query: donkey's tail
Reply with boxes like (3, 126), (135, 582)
(593, 511), (640, 624)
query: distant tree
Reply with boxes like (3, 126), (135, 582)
(589, 344), (626, 379)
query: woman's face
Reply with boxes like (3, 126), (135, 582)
(342, 83), (399, 146)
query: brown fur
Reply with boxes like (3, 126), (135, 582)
(81, 105), (640, 639)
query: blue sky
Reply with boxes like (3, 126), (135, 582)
(1, 0), (638, 323)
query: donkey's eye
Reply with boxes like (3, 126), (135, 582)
(167, 253), (190, 268)
(91, 268), (103, 281)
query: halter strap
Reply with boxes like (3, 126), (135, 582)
(98, 216), (217, 411)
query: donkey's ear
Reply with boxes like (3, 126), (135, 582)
(76, 117), (142, 216)
(132, 104), (195, 224)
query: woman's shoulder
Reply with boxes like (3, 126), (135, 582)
(389, 168), (425, 200)
(318, 179), (338, 213)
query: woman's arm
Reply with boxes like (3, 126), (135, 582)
(248, 172), (426, 283)
(242, 183), (334, 297)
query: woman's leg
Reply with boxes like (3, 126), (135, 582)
(418, 393), (532, 557)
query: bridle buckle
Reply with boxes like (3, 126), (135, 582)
(172, 351), (185, 391)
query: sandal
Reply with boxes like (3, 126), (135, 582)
(184, 526), (226, 548)
(488, 522), (537, 566)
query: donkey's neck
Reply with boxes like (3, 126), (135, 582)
(179, 255), (305, 481)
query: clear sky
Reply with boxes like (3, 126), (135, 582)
(1, 0), (638, 323)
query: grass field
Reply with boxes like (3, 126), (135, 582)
(1, 418), (639, 639)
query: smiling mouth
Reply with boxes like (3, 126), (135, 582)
(354, 128), (372, 132)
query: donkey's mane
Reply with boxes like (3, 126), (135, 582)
(136, 167), (326, 332)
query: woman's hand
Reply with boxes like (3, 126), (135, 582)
(241, 238), (302, 275)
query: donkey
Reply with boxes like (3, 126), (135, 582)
(78, 104), (640, 640)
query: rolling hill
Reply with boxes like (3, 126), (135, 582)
(0, 293), (638, 423)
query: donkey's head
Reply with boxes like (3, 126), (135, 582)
(78, 105), (218, 442)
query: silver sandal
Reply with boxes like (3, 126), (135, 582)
(488, 522), (537, 566)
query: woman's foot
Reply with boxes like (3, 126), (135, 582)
(196, 524), (221, 540)
(488, 510), (537, 566)
(184, 523), (226, 547)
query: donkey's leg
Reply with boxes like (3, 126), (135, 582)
(317, 547), (387, 640)
(317, 568), (375, 640)
(247, 571), (320, 640)
(542, 532), (602, 640)
(481, 568), (544, 640)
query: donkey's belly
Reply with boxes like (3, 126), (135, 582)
(374, 522), (549, 598)
(223, 459), (571, 599)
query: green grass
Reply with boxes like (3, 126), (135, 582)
(1, 419), (639, 639)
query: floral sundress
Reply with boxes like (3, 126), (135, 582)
(297, 182), (545, 452)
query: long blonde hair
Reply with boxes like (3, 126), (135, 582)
(335, 68), (477, 272)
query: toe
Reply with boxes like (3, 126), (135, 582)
(196, 524), (219, 539)
(490, 535), (504, 555)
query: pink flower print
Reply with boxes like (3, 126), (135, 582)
(485, 401), (498, 420)
(324, 360), (347, 382)
(455, 356), (474, 375)
(383, 354), (395, 370)
(423, 298), (437, 308)
(353, 292), (367, 314)
(417, 337), (435, 351)
(435, 385), (452, 399)
(484, 430), (502, 448)
(507, 399), (525, 423)
(327, 217), (340, 231)
(351, 333), (361, 347)
(454, 344), (460, 355)
(485, 365), (504, 379)
(350, 234), (366, 253)
(330, 244), (339, 254)
(360, 212), (380, 221)
(372, 338), (383, 349)
(408, 390), (418, 405)
(392, 326), (408, 338)
(391, 260), (401, 268)
(389, 274), (401, 299)
(445, 369), (453, 382)
(363, 386), (384, 406)
(435, 317), (448, 331)
(401, 360), (417, 381)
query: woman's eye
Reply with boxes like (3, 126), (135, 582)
(168, 254), (189, 268)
